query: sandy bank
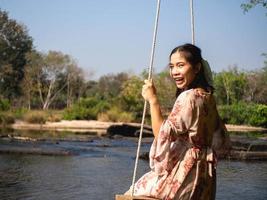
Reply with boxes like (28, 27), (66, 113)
(225, 124), (267, 132)
(10, 120), (153, 136)
(8, 120), (267, 134)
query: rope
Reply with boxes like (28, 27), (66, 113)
(190, 0), (195, 44)
(131, 0), (161, 196)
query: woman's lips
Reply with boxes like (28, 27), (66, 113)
(174, 77), (184, 85)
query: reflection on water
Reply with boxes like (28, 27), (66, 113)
(216, 161), (267, 200)
(0, 136), (267, 200)
(1, 154), (135, 200)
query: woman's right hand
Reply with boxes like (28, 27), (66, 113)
(142, 79), (163, 139)
(142, 79), (157, 104)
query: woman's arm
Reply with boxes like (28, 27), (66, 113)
(142, 80), (164, 139)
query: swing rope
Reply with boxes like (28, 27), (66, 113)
(130, 0), (196, 197)
(190, 0), (195, 44)
(131, 0), (161, 196)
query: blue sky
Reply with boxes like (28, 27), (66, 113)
(1, 0), (267, 79)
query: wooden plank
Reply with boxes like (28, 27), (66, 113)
(115, 194), (160, 200)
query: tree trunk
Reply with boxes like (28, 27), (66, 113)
(43, 81), (68, 110)
(42, 79), (54, 110)
(27, 93), (31, 110)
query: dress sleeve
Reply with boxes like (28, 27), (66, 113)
(149, 90), (199, 174)
(166, 91), (197, 135)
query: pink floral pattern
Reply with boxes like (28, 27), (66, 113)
(125, 89), (224, 199)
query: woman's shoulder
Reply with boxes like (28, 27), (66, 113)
(193, 88), (212, 98)
(177, 89), (193, 99)
(178, 88), (214, 106)
(178, 88), (211, 99)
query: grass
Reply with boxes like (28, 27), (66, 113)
(0, 112), (15, 125)
(0, 109), (64, 124)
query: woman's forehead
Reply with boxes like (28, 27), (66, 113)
(170, 52), (187, 63)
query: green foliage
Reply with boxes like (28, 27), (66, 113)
(213, 72), (226, 105)
(213, 67), (248, 105)
(248, 104), (267, 127)
(119, 76), (144, 119)
(154, 71), (176, 115)
(218, 103), (267, 127)
(95, 72), (129, 99)
(245, 68), (267, 104)
(22, 51), (44, 109)
(219, 103), (253, 124)
(241, 0), (267, 15)
(0, 99), (10, 111)
(63, 97), (110, 120)
(0, 9), (33, 99)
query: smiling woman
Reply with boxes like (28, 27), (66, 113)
(169, 44), (213, 98)
(124, 43), (230, 200)
(169, 49), (200, 90)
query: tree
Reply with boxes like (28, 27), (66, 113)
(24, 50), (82, 110)
(214, 67), (247, 105)
(241, 0), (267, 14)
(245, 67), (267, 104)
(85, 80), (98, 97)
(213, 72), (227, 105)
(119, 75), (144, 119)
(65, 63), (86, 108)
(0, 9), (33, 101)
(153, 70), (176, 115)
(240, 1), (267, 102)
(241, 55), (267, 104)
(22, 51), (43, 109)
(96, 72), (129, 100)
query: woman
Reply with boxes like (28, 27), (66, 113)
(126, 43), (230, 200)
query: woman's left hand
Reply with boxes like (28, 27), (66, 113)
(142, 79), (157, 103)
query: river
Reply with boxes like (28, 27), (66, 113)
(0, 132), (267, 200)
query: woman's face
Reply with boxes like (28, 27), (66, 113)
(169, 51), (199, 89)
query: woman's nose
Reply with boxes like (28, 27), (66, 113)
(171, 66), (180, 75)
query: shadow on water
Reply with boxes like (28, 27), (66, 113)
(0, 129), (267, 200)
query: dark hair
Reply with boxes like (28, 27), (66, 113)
(169, 43), (213, 97)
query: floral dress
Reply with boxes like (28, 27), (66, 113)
(126, 88), (227, 200)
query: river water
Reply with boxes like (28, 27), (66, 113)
(0, 134), (267, 200)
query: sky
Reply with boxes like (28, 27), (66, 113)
(1, 0), (267, 79)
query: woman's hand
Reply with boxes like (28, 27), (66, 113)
(142, 79), (157, 104)
(142, 79), (163, 139)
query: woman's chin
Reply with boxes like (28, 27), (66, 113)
(176, 84), (186, 90)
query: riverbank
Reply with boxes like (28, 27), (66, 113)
(8, 120), (267, 135)
(9, 120), (154, 137)
(225, 124), (267, 133)
(0, 120), (267, 160)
